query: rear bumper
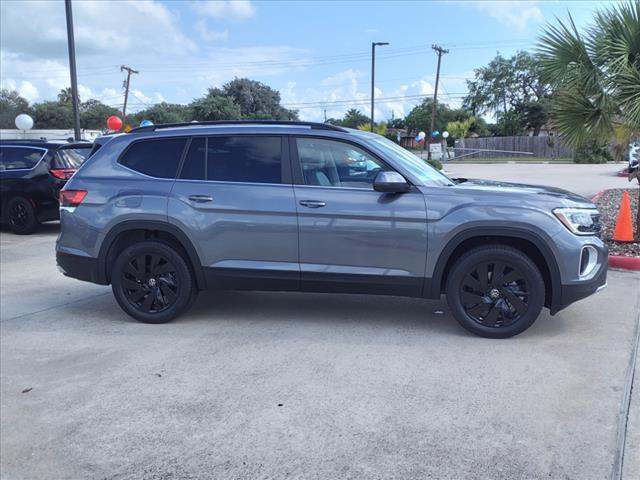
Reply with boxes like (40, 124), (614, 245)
(550, 261), (608, 315)
(56, 252), (106, 285)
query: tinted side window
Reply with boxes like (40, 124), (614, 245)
(119, 138), (187, 178)
(180, 137), (206, 180)
(207, 136), (281, 184)
(0, 147), (45, 171)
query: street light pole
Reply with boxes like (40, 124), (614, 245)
(64, 0), (81, 141)
(370, 42), (389, 132)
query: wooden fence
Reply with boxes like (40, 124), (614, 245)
(453, 136), (575, 159)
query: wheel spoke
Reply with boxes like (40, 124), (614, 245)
(503, 289), (528, 315)
(500, 269), (523, 285)
(483, 306), (500, 326)
(477, 263), (489, 291)
(467, 303), (489, 317)
(141, 291), (155, 312)
(160, 284), (177, 303)
(462, 275), (483, 292)
(122, 278), (143, 291)
(155, 262), (175, 275)
(128, 288), (147, 303)
(491, 262), (506, 285)
(461, 291), (484, 304)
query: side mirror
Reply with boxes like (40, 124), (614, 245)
(373, 171), (411, 193)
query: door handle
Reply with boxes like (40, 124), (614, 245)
(188, 195), (213, 203)
(299, 200), (326, 208)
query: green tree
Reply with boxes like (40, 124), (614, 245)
(0, 89), (31, 129)
(129, 102), (192, 126)
(80, 99), (120, 130)
(32, 101), (73, 129)
(538, 1), (640, 148)
(404, 98), (468, 135)
(190, 93), (241, 121)
(341, 108), (370, 129)
(57, 87), (76, 105)
(464, 51), (551, 135)
(217, 78), (298, 120)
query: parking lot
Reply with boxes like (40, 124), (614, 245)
(1, 223), (639, 478)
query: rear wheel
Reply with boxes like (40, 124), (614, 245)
(446, 245), (545, 338)
(111, 241), (196, 324)
(7, 197), (39, 235)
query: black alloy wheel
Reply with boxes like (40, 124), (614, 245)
(7, 197), (38, 235)
(111, 241), (197, 324)
(122, 253), (179, 314)
(460, 261), (530, 327)
(446, 245), (545, 338)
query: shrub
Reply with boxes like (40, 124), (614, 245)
(573, 142), (612, 164)
(426, 158), (443, 170)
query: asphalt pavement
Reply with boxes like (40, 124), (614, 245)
(1, 223), (639, 479)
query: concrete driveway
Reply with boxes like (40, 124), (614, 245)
(1, 224), (639, 480)
(443, 162), (629, 198)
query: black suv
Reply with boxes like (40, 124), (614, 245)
(0, 140), (92, 234)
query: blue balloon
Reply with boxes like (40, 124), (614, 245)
(140, 119), (153, 127)
(432, 130), (440, 138)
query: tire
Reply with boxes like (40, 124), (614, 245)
(446, 245), (545, 339)
(111, 241), (196, 324)
(6, 197), (39, 235)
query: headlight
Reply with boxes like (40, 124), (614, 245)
(553, 208), (601, 236)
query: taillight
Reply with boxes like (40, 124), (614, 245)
(59, 190), (87, 207)
(50, 168), (77, 180)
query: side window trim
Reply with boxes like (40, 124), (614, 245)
(291, 136), (400, 189)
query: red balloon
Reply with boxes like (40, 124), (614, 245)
(107, 115), (123, 131)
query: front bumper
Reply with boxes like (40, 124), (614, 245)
(550, 259), (608, 315)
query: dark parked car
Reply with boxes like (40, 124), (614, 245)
(56, 121), (607, 338)
(0, 139), (92, 234)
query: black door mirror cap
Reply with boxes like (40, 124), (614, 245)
(373, 171), (411, 193)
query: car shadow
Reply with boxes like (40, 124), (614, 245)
(0, 221), (60, 236)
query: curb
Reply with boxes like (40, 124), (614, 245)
(591, 190), (640, 271)
(609, 255), (640, 271)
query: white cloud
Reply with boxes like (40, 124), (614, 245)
(191, 0), (255, 20)
(195, 19), (229, 42)
(470, 1), (543, 30)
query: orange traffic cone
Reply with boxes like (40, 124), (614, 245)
(612, 191), (635, 242)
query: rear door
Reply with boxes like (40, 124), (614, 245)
(291, 136), (428, 296)
(168, 135), (299, 290)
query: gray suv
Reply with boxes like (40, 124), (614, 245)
(56, 121), (607, 338)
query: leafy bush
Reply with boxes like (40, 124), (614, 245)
(426, 158), (443, 170)
(573, 142), (613, 164)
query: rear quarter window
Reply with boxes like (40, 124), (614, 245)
(119, 138), (187, 178)
(52, 147), (92, 169)
(0, 146), (46, 171)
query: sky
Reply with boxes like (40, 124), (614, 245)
(0, 0), (612, 123)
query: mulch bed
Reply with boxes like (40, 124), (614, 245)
(593, 187), (640, 257)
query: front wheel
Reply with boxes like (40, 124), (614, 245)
(446, 245), (545, 338)
(111, 241), (196, 324)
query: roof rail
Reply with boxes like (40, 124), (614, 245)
(128, 120), (348, 134)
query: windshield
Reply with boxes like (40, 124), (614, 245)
(368, 136), (454, 186)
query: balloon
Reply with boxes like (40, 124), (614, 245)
(107, 115), (123, 131)
(15, 114), (34, 130)
(432, 130), (440, 138)
(418, 131), (426, 140)
(442, 131), (449, 139)
(140, 119), (153, 127)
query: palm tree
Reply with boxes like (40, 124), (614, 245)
(537, 1), (639, 148)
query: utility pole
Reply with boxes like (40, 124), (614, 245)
(120, 65), (139, 125)
(370, 42), (389, 132)
(64, 0), (81, 141)
(428, 44), (449, 160)
(324, 109), (327, 123)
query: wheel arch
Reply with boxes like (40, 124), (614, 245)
(428, 227), (562, 309)
(97, 220), (206, 290)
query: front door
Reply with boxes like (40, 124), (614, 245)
(168, 135), (299, 290)
(292, 136), (428, 296)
